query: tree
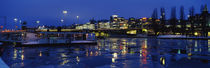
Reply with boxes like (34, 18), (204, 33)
(188, 6), (195, 36)
(151, 8), (160, 36)
(180, 6), (186, 35)
(160, 8), (166, 34)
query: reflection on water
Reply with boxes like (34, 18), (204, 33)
(2, 38), (210, 68)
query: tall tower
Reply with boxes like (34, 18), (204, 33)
(180, 6), (186, 35)
(170, 7), (177, 34)
(152, 8), (158, 19)
(160, 8), (166, 34)
(151, 8), (159, 35)
(201, 4), (209, 37)
(189, 6), (195, 36)
(160, 8), (166, 25)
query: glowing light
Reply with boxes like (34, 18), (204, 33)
(113, 53), (118, 58)
(61, 53), (67, 57)
(90, 51), (93, 56)
(127, 30), (137, 34)
(142, 17), (147, 20)
(188, 53), (192, 56)
(49, 29), (58, 32)
(155, 19), (160, 22)
(61, 29), (72, 31)
(76, 56), (80, 62)
(21, 54), (24, 60)
(61, 19), (64, 22)
(112, 15), (118, 18)
(208, 32), (210, 36)
(112, 58), (115, 63)
(142, 29), (148, 32)
(178, 49), (181, 54)
(63, 10), (68, 14)
(160, 57), (165, 65)
(194, 32), (198, 36)
(76, 16), (79, 19)
(14, 18), (18, 22)
(36, 21), (40, 24)
(195, 41), (198, 47)
(39, 51), (42, 57)
(13, 49), (17, 59)
(188, 15), (190, 18)
(162, 58), (165, 65)
(61, 60), (69, 65)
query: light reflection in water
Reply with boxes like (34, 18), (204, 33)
(76, 56), (80, 62)
(61, 59), (69, 65)
(112, 53), (118, 63)
(113, 53), (118, 58)
(160, 57), (165, 65)
(208, 40), (210, 52)
(21, 54), (24, 60)
(61, 53), (67, 57)
(13, 49), (17, 59)
(2, 38), (210, 68)
(21, 50), (24, 61)
(21, 49), (25, 67)
(140, 39), (148, 64)
(90, 51), (93, 56)
(39, 51), (42, 57)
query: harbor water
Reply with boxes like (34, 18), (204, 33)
(1, 38), (210, 68)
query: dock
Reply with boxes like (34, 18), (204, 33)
(0, 32), (97, 47)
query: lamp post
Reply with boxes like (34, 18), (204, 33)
(36, 20), (40, 28)
(76, 16), (79, 24)
(62, 10), (68, 27)
(14, 18), (18, 30)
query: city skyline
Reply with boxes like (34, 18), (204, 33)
(0, 0), (209, 27)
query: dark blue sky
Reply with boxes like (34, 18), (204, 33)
(0, 0), (209, 28)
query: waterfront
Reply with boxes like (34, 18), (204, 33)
(1, 38), (210, 68)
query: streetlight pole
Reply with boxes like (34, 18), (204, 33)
(14, 18), (18, 31)
(76, 16), (79, 24)
(36, 20), (40, 28)
(62, 10), (68, 27)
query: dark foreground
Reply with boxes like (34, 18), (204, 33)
(1, 38), (210, 68)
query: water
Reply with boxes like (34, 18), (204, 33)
(1, 38), (210, 68)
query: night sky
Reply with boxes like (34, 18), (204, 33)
(0, 0), (209, 28)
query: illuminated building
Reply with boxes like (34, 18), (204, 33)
(188, 5), (210, 36)
(97, 20), (110, 29)
(75, 23), (95, 30)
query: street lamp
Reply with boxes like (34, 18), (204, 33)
(61, 19), (64, 23)
(36, 20), (40, 24)
(36, 20), (40, 28)
(14, 18), (18, 30)
(63, 10), (68, 14)
(61, 10), (68, 27)
(14, 18), (18, 22)
(76, 16), (79, 24)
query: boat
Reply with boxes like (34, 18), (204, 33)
(18, 32), (97, 46)
(0, 31), (98, 46)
